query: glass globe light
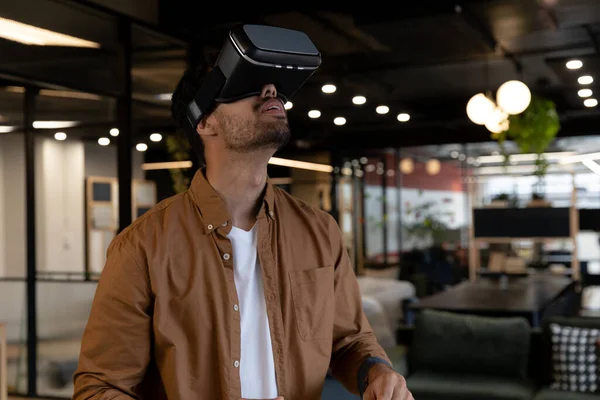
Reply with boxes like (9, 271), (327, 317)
(496, 80), (531, 115)
(485, 106), (509, 134)
(466, 93), (495, 125)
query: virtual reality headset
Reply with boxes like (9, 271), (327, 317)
(185, 24), (322, 137)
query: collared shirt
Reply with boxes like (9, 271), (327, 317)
(73, 170), (391, 400)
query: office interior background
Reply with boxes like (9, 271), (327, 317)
(1, 1), (600, 399)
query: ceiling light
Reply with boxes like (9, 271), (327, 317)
(284, 101), (293, 110)
(566, 60), (583, 70)
(477, 151), (575, 164)
(308, 110), (321, 118)
(485, 107), (509, 133)
(0, 126), (14, 133)
(54, 132), (66, 141)
(584, 98), (598, 107)
(578, 89), (593, 98)
(110, 128), (119, 137)
(559, 152), (600, 164)
(98, 137), (110, 146)
(579, 75), (594, 85)
(156, 93), (172, 101)
(352, 95), (366, 105)
(269, 157), (333, 173)
(583, 159), (600, 175)
(334, 117), (346, 126)
(0, 17), (100, 48)
(39, 89), (101, 100)
(142, 161), (193, 170)
(450, 151), (459, 158)
(466, 93), (495, 125)
(33, 120), (77, 129)
(322, 84), (336, 94)
(426, 159), (441, 175)
(397, 113), (410, 122)
(376, 105), (389, 114)
(136, 143), (148, 152)
(150, 133), (162, 142)
(496, 80), (531, 115)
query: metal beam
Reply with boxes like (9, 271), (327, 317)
(116, 18), (133, 233)
(584, 25), (600, 54)
(454, 3), (522, 73)
(317, 41), (593, 77)
(24, 86), (38, 397)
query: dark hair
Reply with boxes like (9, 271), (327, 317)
(171, 53), (218, 167)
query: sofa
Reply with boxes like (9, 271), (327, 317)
(397, 309), (600, 400)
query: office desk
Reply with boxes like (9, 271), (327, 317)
(408, 274), (575, 327)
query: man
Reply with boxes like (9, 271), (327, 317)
(73, 57), (414, 400)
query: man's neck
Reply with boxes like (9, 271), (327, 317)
(204, 155), (269, 231)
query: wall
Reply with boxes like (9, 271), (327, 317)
(0, 134), (26, 277)
(35, 138), (86, 273)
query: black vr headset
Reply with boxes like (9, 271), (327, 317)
(184, 24), (322, 160)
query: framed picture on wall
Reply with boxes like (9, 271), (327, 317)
(85, 177), (156, 278)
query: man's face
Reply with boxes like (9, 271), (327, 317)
(209, 84), (290, 153)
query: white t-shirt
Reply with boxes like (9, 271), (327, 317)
(229, 224), (278, 399)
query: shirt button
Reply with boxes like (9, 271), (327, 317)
(234, 360), (240, 368)
(233, 304), (239, 312)
(207, 224), (214, 230)
(223, 253), (231, 261)
(269, 210), (275, 217)
(268, 294), (275, 302)
(222, 221), (228, 227)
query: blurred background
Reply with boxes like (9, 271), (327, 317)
(1, 1), (600, 399)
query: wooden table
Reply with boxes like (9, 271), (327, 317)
(408, 274), (576, 327)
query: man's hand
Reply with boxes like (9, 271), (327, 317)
(363, 364), (414, 400)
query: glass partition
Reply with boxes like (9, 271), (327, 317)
(34, 87), (118, 280)
(36, 281), (97, 398)
(0, 281), (28, 393)
(0, 85), (26, 279)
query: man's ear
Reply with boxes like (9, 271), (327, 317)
(196, 115), (215, 138)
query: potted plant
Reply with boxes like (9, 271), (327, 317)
(491, 95), (561, 203)
(489, 193), (510, 207)
(166, 135), (195, 194)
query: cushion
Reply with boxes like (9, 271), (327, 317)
(411, 310), (531, 379)
(361, 295), (396, 350)
(406, 371), (535, 400)
(549, 322), (599, 393)
(533, 388), (600, 400)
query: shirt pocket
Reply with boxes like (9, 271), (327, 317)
(289, 265), (335, 342)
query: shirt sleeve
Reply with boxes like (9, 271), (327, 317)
(326, 214), (393, 394)
(73, 237), (153, 400)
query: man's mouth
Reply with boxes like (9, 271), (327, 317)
(261, 99), (285, 115)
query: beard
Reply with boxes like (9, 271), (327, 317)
(213, 102), (291, 153)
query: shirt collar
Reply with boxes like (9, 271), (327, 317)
(189, 169), (275, 234)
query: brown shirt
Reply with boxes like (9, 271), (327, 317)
(73, 170), (390, 400)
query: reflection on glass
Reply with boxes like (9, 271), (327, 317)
(0, 85), (26, 278)
(0, 282), (28, 393)
(36, 282), (97, 397)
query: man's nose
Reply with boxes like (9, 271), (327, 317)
(260, 84), (277, 99)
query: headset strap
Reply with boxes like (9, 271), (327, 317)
(184, 66), (226, 162)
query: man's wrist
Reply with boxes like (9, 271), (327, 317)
(357, 357), (393, 397)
